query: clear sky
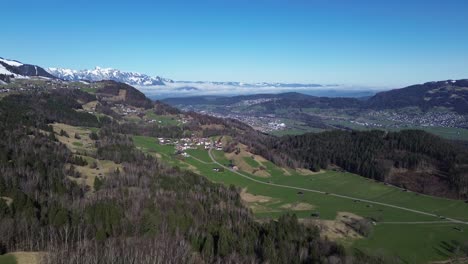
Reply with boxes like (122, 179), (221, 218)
(2, 0), (468, 87)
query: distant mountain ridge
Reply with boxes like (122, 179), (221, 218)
(47, 66), (173, 86)
(367, 79), (468, 114)
(164, 79), (468, 114)
(0, 57), (56, 79)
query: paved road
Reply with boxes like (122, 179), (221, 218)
(377, 221), (454, 224)
(207, 148), (468, 225)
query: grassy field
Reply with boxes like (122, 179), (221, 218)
(51, 123), (96, 154)
(243, 156), (260, 168)
(133, 135), (468, 263)
(186, 148), (212, 163)
(81, 87), (98, 94)
(416, 126), (468, 141)
(144, 111), (180, 126)
(51, 124), (121, 191)
(270, 127), (326, 136)
(0, 255), (16, 264)
(132, 135), (193, 170)
(0, 252), (43, 264)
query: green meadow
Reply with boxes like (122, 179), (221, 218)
(0, 255), (16, 264)
(144, 112), (181, 126)
(133, 135), (468, 263)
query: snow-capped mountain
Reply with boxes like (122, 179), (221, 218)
(47, 67), (173, 86)
(0, 57), (56, 79)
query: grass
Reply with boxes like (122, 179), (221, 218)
(353, 223), (468, 263)
(2, 252), (43, 264)
(81, 87), (98, 94)
(86, 127), (100, 133)
(71, 157), (122, 189)
(132, 135), (191, 170)
(0, 255), (16, 264)
(144, 112), (180, 126)
(51, 123), (96, 154)
(186, 147), (212, 163)
(133, 134), (468, 263)
(72, 141), (83, 147)
(243, 156), (260, 168)
(51, 124), (119, 190)
(206, 150), (468, 263)
(416, 126), (468, 141)
(270, 127), (326, 136)
(189, 151), (468, 263)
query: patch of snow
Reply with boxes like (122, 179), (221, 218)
(0, 58), (23, 67)
(0, 64), (12, 75)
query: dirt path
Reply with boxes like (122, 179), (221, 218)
(208, 148), (468, 225)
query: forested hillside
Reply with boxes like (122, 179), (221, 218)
(0, 88), (353, 263)
(367, 80), (468, 114)
(240, 130), (468, 199)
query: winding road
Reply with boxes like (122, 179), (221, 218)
(207, 148), (468, 225)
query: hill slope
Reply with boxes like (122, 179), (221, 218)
(367, 79), (468, 114)
(0, 57), (56, 79)
(0, 82), (347, 263)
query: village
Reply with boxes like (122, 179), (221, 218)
(158, 136), (223, 158)
(366, 110), (468, 128)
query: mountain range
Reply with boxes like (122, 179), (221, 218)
(47, 66), (349, 96)
(2, 56), (467, 114)
(47, 66), (173, 86)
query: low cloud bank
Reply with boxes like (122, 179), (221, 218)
(137, 82), (387, 99)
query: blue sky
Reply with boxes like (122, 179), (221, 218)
(2, 0), (468, 87)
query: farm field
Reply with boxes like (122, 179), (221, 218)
(133, 135), (468, 263)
